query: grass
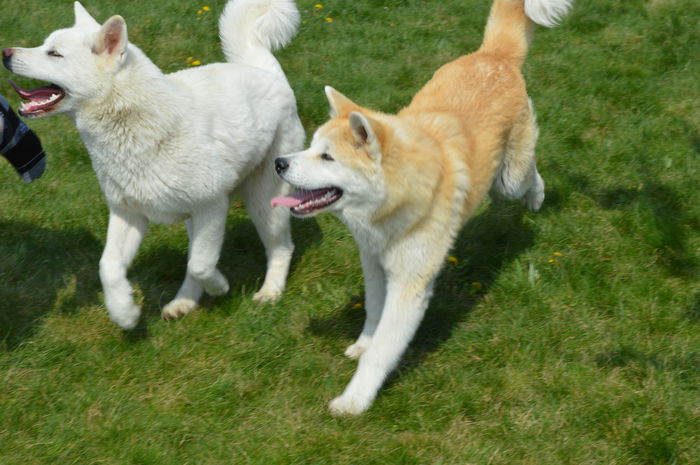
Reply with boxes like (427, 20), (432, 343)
(1, 0), (699, 463)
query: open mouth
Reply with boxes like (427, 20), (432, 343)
(270, 187), (343, 216)
(9, 79), (65, 118)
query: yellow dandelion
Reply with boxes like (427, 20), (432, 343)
(202, 6), (211, 11)
(190, 60), (202, 66)
(553, 251), (563, 257)
(352, 303), (363, 310)
(547, 258), (557, 264)
(447, 256), (458, 266)
(325, 17), (334, 22)
(314, 4), (323, 8)
(468, 281), (482, 296)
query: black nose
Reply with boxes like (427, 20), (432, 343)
(2, 48), (13, 70)
(275, 157), (289, 175)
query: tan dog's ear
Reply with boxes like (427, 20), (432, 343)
(325, 86), (360, 118)
(93, 15), (128, 63)
(349, 111), (383, 162)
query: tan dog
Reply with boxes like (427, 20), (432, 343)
(272, 0), (573, 415)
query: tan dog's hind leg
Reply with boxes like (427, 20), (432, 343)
(492, 99), (545, 211)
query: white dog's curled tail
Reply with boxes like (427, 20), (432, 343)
(219, 0), (300, 73)
(524, 0), (574, 28)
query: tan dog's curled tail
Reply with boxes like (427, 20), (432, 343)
(479, 0), (573, 67)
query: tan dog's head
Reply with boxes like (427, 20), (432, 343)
(272, 87), (389, 218)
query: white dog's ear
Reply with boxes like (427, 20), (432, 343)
(93, 15), (128, 63)
(325, 86), (360, 119)
(349, 111), (383, 162)
(74, 2), (100, 29)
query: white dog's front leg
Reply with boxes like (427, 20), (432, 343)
(344, 251), (386, 360)
(330, 276), (435, 416)
(99, 207), (148, 330)
(186, 200), (230, 297)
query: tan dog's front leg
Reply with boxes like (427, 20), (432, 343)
(330, 274), (435, 416)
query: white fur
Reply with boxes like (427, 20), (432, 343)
(5, 0), (304, 328)
(524, 0), (574, 27)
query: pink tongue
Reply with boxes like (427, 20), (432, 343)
(271, 196), (303, 208)
(270, 191), (312, 208)
(9, 79), (62, 100)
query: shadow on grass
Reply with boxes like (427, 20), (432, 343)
(1, 215), (323, 348)
(596, 182), (699, 277)
(308, 200), (540, 384)
(0, 221), (102, 349)
(131, 215), (323, 323)
(561, 168), (699, 278)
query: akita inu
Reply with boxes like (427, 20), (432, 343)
(4, 0), (305, 329)
(273, 0), (573, 415)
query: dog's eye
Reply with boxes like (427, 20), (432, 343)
(47, 50), (63, 58)
(321, 153), (334, 161)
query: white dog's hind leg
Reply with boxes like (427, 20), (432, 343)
(242, 130), (300, 303)
(345, 251), (386, 360)
(162, 219), (205, 320)
(330, 274), (435, 416)
(99, 207), (148, 330)
(186, 200), (230, 297)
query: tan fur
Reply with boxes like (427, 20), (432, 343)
(322, 1), (537, 267)
(275, 0), (567, 415)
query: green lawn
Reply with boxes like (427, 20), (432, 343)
(1, 0), (699, 463)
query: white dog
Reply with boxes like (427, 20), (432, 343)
(273, 0), (573, 414)
(3, 0), (305, 329)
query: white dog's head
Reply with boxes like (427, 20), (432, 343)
(2, 2), (128, 119)
(272, 87), (388, 218)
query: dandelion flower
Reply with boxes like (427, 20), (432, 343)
(190, 60), (202, 66)
(547, 258), (557, 264)
(197, 9), (203, 14)
(553, 251), (563, 257)
(314, 4), (323, 8)
(447, 256), (458, 266)
(202, 6), (211, 11)
(325, 17), (334, 22)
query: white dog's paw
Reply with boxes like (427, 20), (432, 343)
(329, 393), (372, 416)
(109, 304), (141, 330)
(162, 298), (198, 320)
(344, 342), (369, 360)
(204, 273), (229, 297)
(252, 286), (283, 304)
